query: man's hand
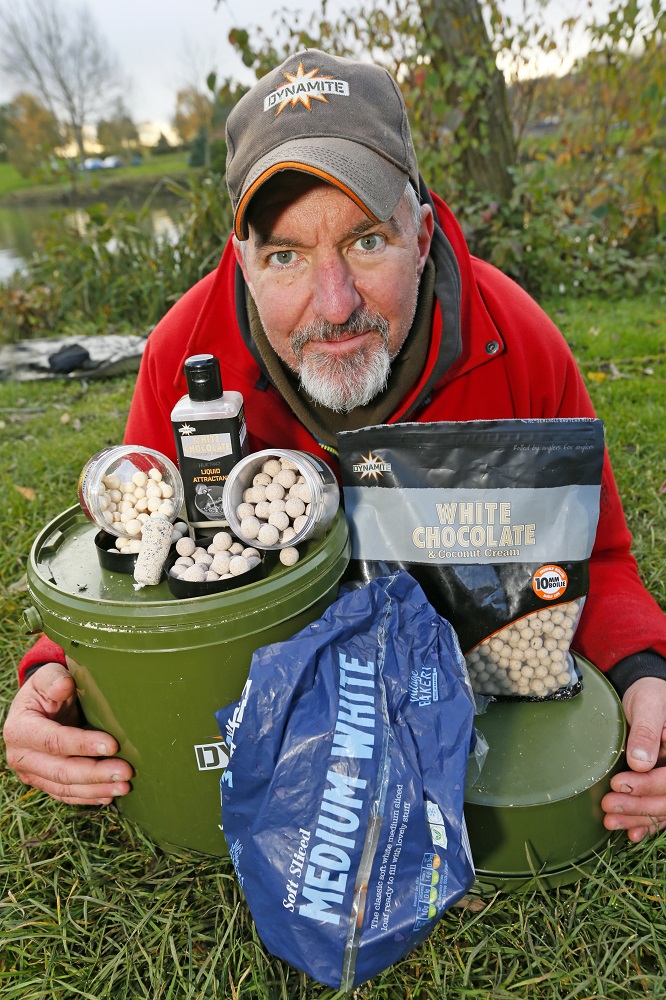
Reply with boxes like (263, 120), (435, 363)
(2, 662), (133, 805)
(602, 676), (666, 842)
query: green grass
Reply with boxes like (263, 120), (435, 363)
(115, 151), (191, 180)
(0, 162), (36, 198)
(0, 151), (193, 204)
(1, 293), (665, 997)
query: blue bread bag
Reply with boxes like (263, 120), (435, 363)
(216, 571), (477, 989)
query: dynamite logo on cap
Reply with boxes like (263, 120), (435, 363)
(263, 62), (350, 115)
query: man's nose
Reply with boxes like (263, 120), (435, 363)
(310, 255), (363, 325)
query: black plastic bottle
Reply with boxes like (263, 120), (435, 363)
(171, 354), (248, 530)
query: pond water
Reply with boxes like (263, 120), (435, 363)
(0, 199), (184, 283)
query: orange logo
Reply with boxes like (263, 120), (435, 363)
(532, 564), (568, 601)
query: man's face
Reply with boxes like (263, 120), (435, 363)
(233, 178), (433, 412)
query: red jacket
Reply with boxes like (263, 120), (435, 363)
(19, 192), (666, 685)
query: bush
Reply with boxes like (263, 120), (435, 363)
(0, 281), (59, 342)
(456, 162), (666, 300)
(0, 177), (233, 342)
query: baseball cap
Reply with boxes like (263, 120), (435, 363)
(226, 49), (420, 240)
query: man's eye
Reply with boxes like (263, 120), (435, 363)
(353, 234), (385, 252)
(270, 250), (297, 265)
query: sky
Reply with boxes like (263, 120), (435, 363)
(0, 0), (612, 143)
(95, 0), (351, 137)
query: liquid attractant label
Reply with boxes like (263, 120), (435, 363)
(171, 354), (249, 529)
(173, 412), (247, 526)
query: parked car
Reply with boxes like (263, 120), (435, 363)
(102, 155), (124, 169)
(80, 157), (105, 171)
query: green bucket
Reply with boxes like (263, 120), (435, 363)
(24, 505), (350, 856)
(464, 654), (626, 893)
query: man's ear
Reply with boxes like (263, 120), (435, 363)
(233, 235), (253, 292)
(416, 205), (434, 278)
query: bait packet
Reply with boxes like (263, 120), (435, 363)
(215, 571), (476, 990)
(338, 419), (605, 701)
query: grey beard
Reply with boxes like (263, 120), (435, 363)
(291, 309), (391, 413)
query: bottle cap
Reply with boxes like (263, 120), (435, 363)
(184, 354), (223, 401)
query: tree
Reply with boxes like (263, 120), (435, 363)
(0, 103), (10, 162)
(172, 86), (213, 145)
(97, 99), (140, 154)
(173, 74), (247, 170)
(0, 0), (123, 158)
(5, 91), (62, 177)
(153, 132), (174, 156)
(416, 0), (517, 200)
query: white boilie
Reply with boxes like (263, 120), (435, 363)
(100, 465), (175, 540)
(236, 456), (306, 566)
(279, 547), (300, 567)
(109, 520), (187, 557)
(169, 530), (262, 586)
(465, 600), (581, 697)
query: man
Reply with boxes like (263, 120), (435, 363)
(4, 50), (666, 841)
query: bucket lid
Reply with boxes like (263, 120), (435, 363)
(463, 656), (626, 882)
(26, 505), (350, 649)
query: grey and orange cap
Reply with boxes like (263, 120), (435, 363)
(226, 49), (419, 240)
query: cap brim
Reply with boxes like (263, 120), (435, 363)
(234, 136), (410, 240)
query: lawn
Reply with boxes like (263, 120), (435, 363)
(0, 163), (36, 199)
(0, 152), (193, 204)
(0, 291), (665, 998)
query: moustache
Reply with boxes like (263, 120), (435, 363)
(290, 308), (390, 358)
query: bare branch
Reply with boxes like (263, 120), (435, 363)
(0, 0), (124, 156)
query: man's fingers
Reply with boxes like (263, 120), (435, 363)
(11, 749), (132, 803)
(6, 726), (133, 802)
(603, 809), (664, 837)
(622, 677), (666, 773)
(602, 791), (666, 822)
(28, 662), (77, 711)
(6, 663), (81, 730)
(626, 720), (662, 771)
(17, 774), (131, 805)
(18, 779), (130, 805)
(10, 747), (132, 789)
(609, 766), (666, 798)
(5, 711), (120, 759)
(3, 662), (133, 806)
(602, 772), (665, 839)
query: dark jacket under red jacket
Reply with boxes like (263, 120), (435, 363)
(19, 191), (666, 688)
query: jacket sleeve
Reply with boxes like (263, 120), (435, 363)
(537, 320), (666, 677)
(472, 259), (666, 680)
(572, 446), (666, 681)
(17, 635), (68, 686)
